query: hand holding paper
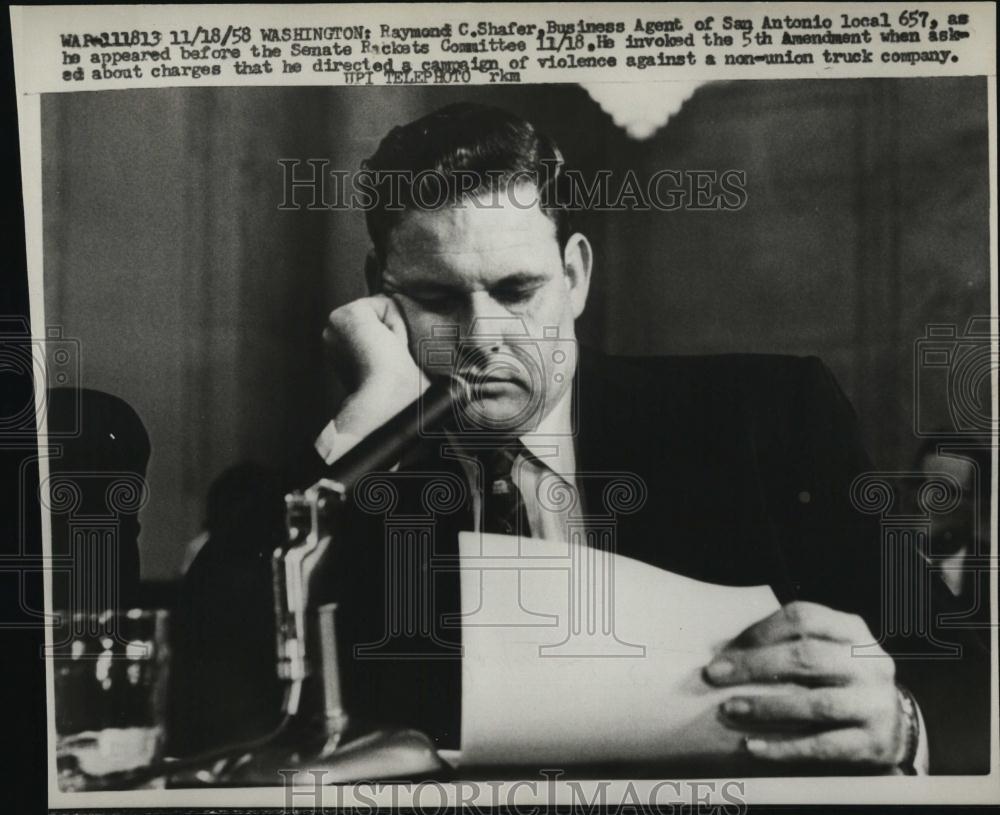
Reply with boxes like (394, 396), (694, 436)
(458, 533), (791, 767)
(704, 601), (908, 770)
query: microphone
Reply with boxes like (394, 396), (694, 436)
(324, 377), (459, 493)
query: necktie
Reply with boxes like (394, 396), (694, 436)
(477, 442), (532, 538)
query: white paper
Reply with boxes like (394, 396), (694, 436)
(459, 532), (785, 765)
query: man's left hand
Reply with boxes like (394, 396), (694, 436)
(704, 600), (908, 769)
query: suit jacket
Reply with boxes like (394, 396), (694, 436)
(173, 349), (991, 773)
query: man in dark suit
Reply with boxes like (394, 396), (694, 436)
(313, 102), (988, 775)
(176, 102), (988, 776)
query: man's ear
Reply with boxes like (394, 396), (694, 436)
(562, 233), (593, 319)
(364, 249), (382, 294)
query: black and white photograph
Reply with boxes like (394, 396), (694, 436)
(4, 3), (998, 810)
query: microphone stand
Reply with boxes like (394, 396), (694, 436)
(113, 381), (458, 788)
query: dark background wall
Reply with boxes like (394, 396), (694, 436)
(41, 79), (991, 581)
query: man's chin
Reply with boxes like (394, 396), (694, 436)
(457, 392), (540, 434)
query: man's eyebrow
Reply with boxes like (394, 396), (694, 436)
(490, 272), (549, 288)
(386, 271), (550, 295)
(386, 278), (460, 296)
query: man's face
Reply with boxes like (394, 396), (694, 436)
(380, 184), (591, 434)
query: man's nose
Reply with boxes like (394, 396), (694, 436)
(461, 293), (527, 348)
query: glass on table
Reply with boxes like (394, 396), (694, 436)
(52, 608), (170, 791)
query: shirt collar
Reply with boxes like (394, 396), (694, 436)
(426, 380), (577, 479)
(519, 387), (573, 472)
(518, 384), (575, 477)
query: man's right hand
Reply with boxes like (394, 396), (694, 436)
(323, 295), (429, 437)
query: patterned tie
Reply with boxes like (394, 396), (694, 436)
(477, 442), (532, 538)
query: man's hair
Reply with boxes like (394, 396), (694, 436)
(362, 102), (571, 263)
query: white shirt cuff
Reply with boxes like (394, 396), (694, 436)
(314, 419), (362, 465)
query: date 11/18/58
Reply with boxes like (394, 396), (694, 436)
(59, 26), (252, 49)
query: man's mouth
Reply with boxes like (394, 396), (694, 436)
(473, 378), (519, 389)
(458, 372), (526, 396)
(459, 368), (520, 383)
